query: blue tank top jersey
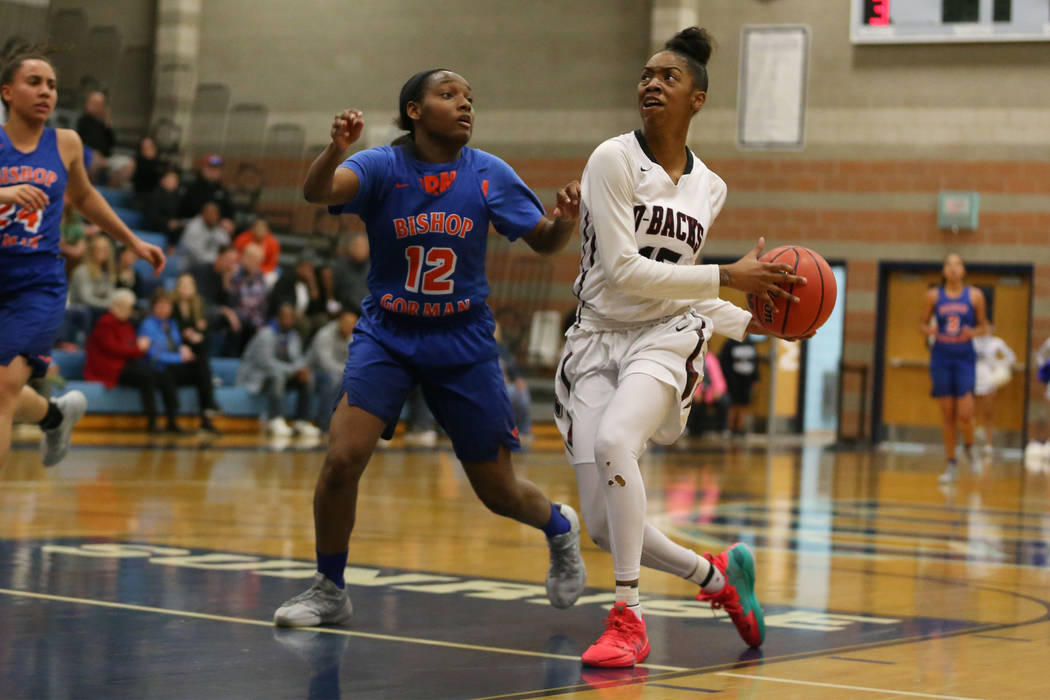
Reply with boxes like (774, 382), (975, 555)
(0, 126), (67, 273)
(330, 144), (544, 325)
(932, 285), (976, 358)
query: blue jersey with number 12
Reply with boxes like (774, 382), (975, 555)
(330, 144), (544, 324)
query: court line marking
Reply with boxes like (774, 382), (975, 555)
(0, 587), (687, 672)
(647, 683), (720, 693)
(972, 633), (1031, 642)
(828, 655), (896, 664)
(715, 672), (982, 699)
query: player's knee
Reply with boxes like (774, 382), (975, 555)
(593, 430), (629, 468)
(318, 449), (366, 493)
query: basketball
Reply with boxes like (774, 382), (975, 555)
(746, 245), (837, 338)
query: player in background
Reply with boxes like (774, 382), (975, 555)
(0, 46), (165, 469)
(273, 68), (587, 630)
(920, 253), (987, 484)
(1024, 336), (1050, 472)
(555, 27), (812, 668)
(973, 322), (1015, 454)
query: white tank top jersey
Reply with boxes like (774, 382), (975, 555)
(571, 130), (751, 340)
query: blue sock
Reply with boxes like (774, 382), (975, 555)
(541, 503), (571, 538)
(316, 550), (348, 589)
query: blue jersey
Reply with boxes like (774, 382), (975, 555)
(932, 286), (976, 359)
(330, 144), (544, 325)
(0, 126), (67, 277)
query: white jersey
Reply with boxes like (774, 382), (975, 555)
(974, 334), (1016, 395)
(570, 130), (750, 341)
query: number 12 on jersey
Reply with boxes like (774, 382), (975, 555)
(404, 246), (456, 294)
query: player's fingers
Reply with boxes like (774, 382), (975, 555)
(749, 236), (766, 259)
(782, 273), (807, 286)
(768, 284), (800, 304)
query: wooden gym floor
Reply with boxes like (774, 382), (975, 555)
(1, 425), (1048, 699)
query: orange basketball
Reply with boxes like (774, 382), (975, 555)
(746, 245), (837, 338)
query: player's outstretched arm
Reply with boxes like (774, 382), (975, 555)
(523, 180), (580, 254)
(303, 109), (363, 205)
(59, 129), (166, 276)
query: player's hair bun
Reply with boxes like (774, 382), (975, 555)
(664, 27), (714, 66)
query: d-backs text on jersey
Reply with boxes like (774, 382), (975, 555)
(633, 204), (705, 253)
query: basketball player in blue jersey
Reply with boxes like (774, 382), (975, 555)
(274, 69), (587, 628)
(0, 47), (165, 469)
(920, 253), (987, 484)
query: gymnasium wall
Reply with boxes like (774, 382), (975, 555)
(3, 0), (1047, 437)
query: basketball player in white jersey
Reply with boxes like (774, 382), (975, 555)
(555, 27), (812, 667)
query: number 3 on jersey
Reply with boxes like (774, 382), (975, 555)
(0, 203), (44, 234)
(404, 246), (456, 294)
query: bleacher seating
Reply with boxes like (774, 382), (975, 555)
(50, 348), (299, 418)
(96, 186), (133, 209)
(111, 206), (145, 229)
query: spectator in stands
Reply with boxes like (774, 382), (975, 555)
(687, 352), (730, 438)
(719, 335), (762, 436)
(229, 162), (264, 231)
(233, 217), (281, 287)
(178, 153), (234, 231)
(76, 90), (133, 187)
(59, 201), (99, 273)
(307, 307), (359, 432)
(496, 323), (532, 448)
(144, 167), (183, 246)
(179, 201), (230, 271)
(229, 242), (269, 352)
(139, 290), (220, 434)
(331, 231), (370, 311)
(172, 273), (212, 362)
(114, 245), (144, 299)
(131, 136), (165, 206)
(268, 248), (328, 340)
(313, 207), (341, 255)
(191, 245), (242, 356)
(64, 235), (117, 345)
(237, 302), (319, 438)
(83, 289), (166, 432)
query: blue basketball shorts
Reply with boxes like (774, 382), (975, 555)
(0, 262), (66, 378)
(929, 354), (976, 398)
(337, 318), (521, 462)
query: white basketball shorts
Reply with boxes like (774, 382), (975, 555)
(554, 310), (709, 465)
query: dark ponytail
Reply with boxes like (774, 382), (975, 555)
(664, 27), (714, 91)
(1, 40), (55, 110)
(392, 68), (450, 143)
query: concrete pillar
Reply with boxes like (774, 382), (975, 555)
(152, 0), (201, 163)
(650, 0), (699, 53)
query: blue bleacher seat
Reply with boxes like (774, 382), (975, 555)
(211, 358), (240, 387)
(96, 186), (133, 209)
(53, 352), (297, 419)
(135, 231), (167, 249)
(112, 206), (145, 229)
(52, 349), (86, 380)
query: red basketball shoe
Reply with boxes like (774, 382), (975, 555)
(696, 543), (765, 648)
(581, 602), (650, 668)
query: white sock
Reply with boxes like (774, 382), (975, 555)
(616, 584), (642, 617)
(688, 553), (725, 593)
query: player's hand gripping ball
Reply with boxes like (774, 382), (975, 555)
(747, 245), (837, 338)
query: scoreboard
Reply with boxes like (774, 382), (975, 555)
(851, 0), (1050, 43)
